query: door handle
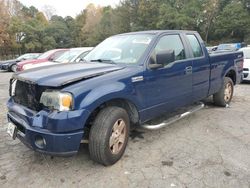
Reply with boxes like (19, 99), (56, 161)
(185, 66), (192, 74)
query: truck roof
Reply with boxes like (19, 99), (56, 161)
(117, 30), (198, 36)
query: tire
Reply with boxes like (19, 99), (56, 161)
(213, 77), (234, 107)
(89, 106), (130, 166)
(10, 64), (17, 72)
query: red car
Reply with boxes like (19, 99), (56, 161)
(17, 49), (68, 71)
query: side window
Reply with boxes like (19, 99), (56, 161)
(186, 34), (203, 58)
(50, 51), (65, 60)
(154, 35), (186, 63)
(152, 35), (186, 64)
(75, 51), (90, 62)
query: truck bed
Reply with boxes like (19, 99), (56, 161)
(208, 51), (243, 95)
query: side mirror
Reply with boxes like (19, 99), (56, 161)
(156, 50), (175, 65)
(149, 50), (175, 69)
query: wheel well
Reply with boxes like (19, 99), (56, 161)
(225, 70), (236, 85)
(84, 98), (140, 131)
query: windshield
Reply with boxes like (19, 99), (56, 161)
(17, 54), (37, 60)
(240, 48), (250, 59)
(55, 49), (84, 63)
(84, 34), (154, 64)
(37, 50), (54, 59)
(17, 54), (28, 60)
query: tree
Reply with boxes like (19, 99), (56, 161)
(93, 6), (115, 43)
(5, 0), (23, 17)
(200, 0), (220, 42)
(74, 11), (87, 46)
(9, 7), (49, 52)
(81, 4), (103, 46)
(111, 3), (131, 34)
(2, 0), (250, 60)
(0, 0), (11, 48)
(136, 0), (160, 30)
(156, 0), (201, 30)
(42, 36), (56, 50)
(21, 5), (39, 18)
(45, 15), (73, 48)
(8, 16), (24, 54)
(117, 0), (140, 31)
(214, 1), (250, 42)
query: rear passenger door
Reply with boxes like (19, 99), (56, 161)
(185, 34), (210, 101)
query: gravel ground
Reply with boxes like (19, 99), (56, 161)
(0, 71), (250, 188)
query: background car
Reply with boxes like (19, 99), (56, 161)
(239, 47), (250, 81)
(0, 53), (41, 72)
(217, 43), (241, 51)
(22, 47), (93, 70)
(17, 49), (68, 71)
(206, 46), (218, 53)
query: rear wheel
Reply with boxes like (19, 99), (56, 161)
(213, 77), (234, 107)
(89, 106), (130, 166)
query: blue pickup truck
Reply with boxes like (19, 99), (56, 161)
(7, 30), (243, 166)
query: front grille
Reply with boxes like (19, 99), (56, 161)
(11, 79), (46, 111)
(243, 68), (249, 71)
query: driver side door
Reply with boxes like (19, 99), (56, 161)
(142, 34), (193, 121)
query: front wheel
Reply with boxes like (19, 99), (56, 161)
(213, 77), (234, 107)
(89, 106), (130, 166)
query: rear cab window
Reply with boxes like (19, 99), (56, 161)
(186, 34), (203, 58)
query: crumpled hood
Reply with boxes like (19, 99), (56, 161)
(13, 62), (125, 87)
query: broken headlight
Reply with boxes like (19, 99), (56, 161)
(40, 91), (73, 111)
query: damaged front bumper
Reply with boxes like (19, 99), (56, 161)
(7, 98), (90, 156)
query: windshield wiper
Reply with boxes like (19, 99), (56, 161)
(90, 59), (116, 64)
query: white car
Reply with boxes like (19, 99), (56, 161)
(239, 47), (250, 81)
(23, 47), (93, 70)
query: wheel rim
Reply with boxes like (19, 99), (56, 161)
(109, 119), (126, 155)
(12, 65), (17, 72)
(224, 83), (232, 102)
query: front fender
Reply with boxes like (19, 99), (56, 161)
(78, 81), (140, 112)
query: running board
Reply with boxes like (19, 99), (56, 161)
(141, 102), (205, 130)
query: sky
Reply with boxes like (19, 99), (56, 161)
(19, 0), (120, 18)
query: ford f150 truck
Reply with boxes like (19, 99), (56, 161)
(6, 30), (243, 166)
